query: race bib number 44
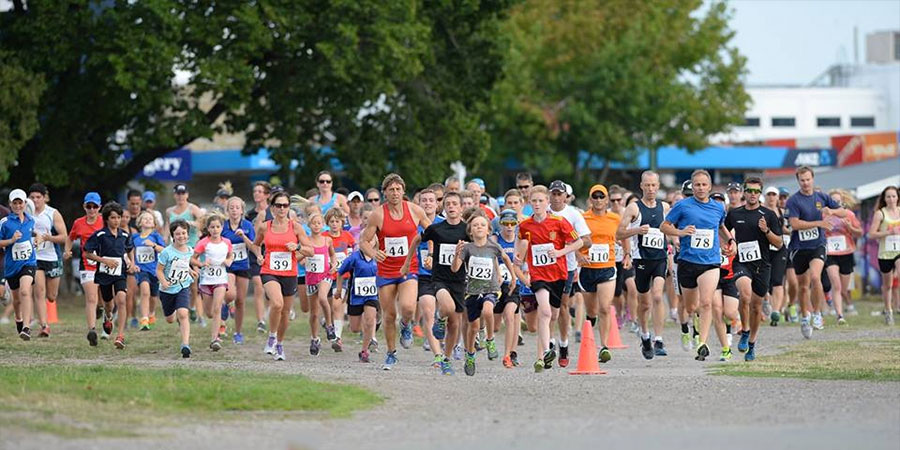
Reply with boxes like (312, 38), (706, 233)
(384, 237), (408, 257)
(737, 241), (761, 263)
(690, 229), (715, 250)
(641, 228), (665, 250)
(531, 243), (556, 267)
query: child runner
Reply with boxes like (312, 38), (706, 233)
(492, 209), (526, 368)
(192, 213), (234, 351)
(305, 213), (338, 352)
(325, 207), (356, 351)
(157, 220), (198, 357)
(132, 211), (166, 331)
(335, 235), (379, 362)
(222, 196), (256, 345)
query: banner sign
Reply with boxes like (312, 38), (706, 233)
(140, 149), (192, 181)
(782, 148), (835, 168)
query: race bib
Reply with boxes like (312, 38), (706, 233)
(98, 257), (123, 276)
(232, 243), (248, 261)
(306, 254), (325, 273)
(827, 235), (848, 253)
(531, 243), (556, 267)
(885, 234), (900, 252)
(614, 242), (624, 262)
(690, 229), (715, 250)
(11, 241), (33, 261)
(79, 270), (95, 284)
(737, 240), (761, 263)
(720, 253), (728, 267)
(135, 246), (156, 264)
(335, 251), (348, 267)
(798, 228), (819, 242)
(168, 260), (191, 284)
(438, 243), (456, 266)
(467, 256), (494, 281)
(384, 236), (408, 257)
(641, 228), (665, 250)
(36, 239), (52, 252)
(499, 264), (512, 284)
(269, 251), (293, 272)
(782, 234), (791, 248)
(354, 276), (377, 297)
(588, 243), (610, 264)
(202, 264), (227, 285)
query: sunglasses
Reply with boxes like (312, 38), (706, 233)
(500, 222), (517, 227)
(591, 192), (606, 200)
(610, 198), (622, 202)
(516, 185), (532, 190)
(317, 179), (332, 184)
(744, 188), (762, 194)
(367, 198), (380, 203)
(766, 192), (778, 196)
(84, 203), (99, 210)
(272, 203), (290, 209)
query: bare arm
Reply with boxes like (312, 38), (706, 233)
(47, 211), (68, 244)
(789, 217), (827, 231)
(359, 208), (384, 261)
(616, 204), (644, 240)
(869, 210), (887, 238)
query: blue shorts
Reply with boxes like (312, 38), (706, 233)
(465, 293), (498, 322)
(577, 267), (617, 293)
(376, 273), (417, 288)
(160, 288), (190, 317)
(135, 271), (160, 297)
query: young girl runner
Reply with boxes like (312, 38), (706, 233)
(0, 189), (37, 340)
(325, 208), (356, 351)
(157, 220), (198, 357)
(305, 213), (339, 352)
(491, 209), (528, 368)
(192, 213), (234, 351)
(132, 211), (166, 331)
(222, 196), (256, 345)
(335, 235), (378, 362)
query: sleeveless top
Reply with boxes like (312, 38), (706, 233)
(877, 207), (900, 259)
(376, 201), (419, 278)
(261, 220), (298, 277)
(33, 206), (58, 262)
(632, 200), (666, 260)
(304, 243), (331, 285)
(169, 206), (199, 246)
(314, 192), (337, 214)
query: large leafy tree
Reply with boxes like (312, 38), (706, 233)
(485, 0), (750, 191)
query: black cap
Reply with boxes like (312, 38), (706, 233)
(727, 182), (742, 192)
(711, 192), (726, 202)
(681, 180), (693, 197)
(549, 180), (566, 193)
(479, 194), (489, 205)
(173, 184), (188, 194)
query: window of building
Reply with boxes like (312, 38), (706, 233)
(771, 117), (795, 127)
(743, 117), (760, 127)
(894, 32), (900, 61)
(850, 116), (875, 127)
(816, 117), (841, 127)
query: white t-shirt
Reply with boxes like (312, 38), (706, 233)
(550, 205), (591, 271)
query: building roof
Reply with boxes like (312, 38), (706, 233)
(765, 157), (900, 200)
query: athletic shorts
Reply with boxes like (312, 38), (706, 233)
(825, 254), (854, 275)
(199, 283), (228, 296)
(733, 261), (771, 298)
(261, 274), (298, 297)
(418, 275), (437, 298)
(306, 278), (333, 296)
(821, 266), (832, 293)
(521, 294), (537, 313)
(248, 262), (261, 278)
(717, 276), (738, 299)
(878, 255), (900, 274)
(578, 267), (616, 293)
(228, 268), (251, 279)
(348, 300), (378, 316)
(530, 279), (566, 308)
(634, 258), (667, 294)
(677, 261), (719, 290)
(376, 273), (417, 288)
(564, 270), (581, 296)
(36, 260), (60, 278)
(614, 262), (635, 297)
(135, 272), (160, 297)
(297, 275), (306, 286)
(434, 280), (465, 313)
(790, 247), (826, 276)
(465, 293), (497, 322)
(768, 248), (788, 289)
(7, 266), (36, 290)
(494, 284), (520, 314)
(160, 288), (190, 317)
(98, 279), (127, 302)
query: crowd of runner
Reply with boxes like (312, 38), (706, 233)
(1, 166), (898, 374)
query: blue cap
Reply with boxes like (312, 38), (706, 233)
(142, 191), (156, 203)
(83, 192), (101, 205)
(778, 187), (790, 196)
(498, 209), (518, 224)
(470, 178), (485, 188)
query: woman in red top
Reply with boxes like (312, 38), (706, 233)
(64, 192), (105, 339)
(254, 191), (314, 361)
(824, 189), (863, 323)
(359, 174), (430, 369)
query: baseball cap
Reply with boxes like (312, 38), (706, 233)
(173, 184), (188, 194)
(589, 184), (608, 198)
(480, 194), (489, 205)
(711, 192), (726, 202)
(83, 192), (101, 205)
(216, 188), (230, 198)
(727, 182), (742, 192)
(470, 178), (485, 188)
(8, 189), (27, 203)
(764, 187), (779, 196)
(498, 209), (518, 224)
(549, 180), (567, 193)
(565, 183), (573, 196)
(142, 191), (156, 203)
(348, 191), (363, 202)
(681, 180), (693, 196)
(778, 187), (790, 196)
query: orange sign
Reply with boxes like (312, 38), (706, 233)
(862, 132), (899, 162)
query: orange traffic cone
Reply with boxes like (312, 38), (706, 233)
(570, 320), (607, 375)
(46, 300), (59, 324)
(604, 305), (627, 349)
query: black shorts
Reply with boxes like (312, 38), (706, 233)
(614, 262), (635, 297)
(821, 266), (832, 293)
(36, 260), (60, 278)
(434, 280), (465, 313)
(98, 279), (128, 302)
(248, 262), (261, 278)
(494, 284), (520, 314)
(347, 300), (378, 316)
(297, 275), (306, 286)
(578, 267), (616, 293)
(228, 268), (251, 279)
(878, 255), (900, 274)
(418, 275), (437, 298)
(718, 276), (738, 299)
(677, 261), (719, 290)
(530, 279), (566, 308)
(521, 294), (537, 313)
(564, 270), (581, 296)
(465, 293), (498, 322)
(634, 258), (667, 294)
(261, 274), (298, 297)
(7, 266), (36, 290)
(790, 247), (826, 276)
(769, 248), (788, 289)
(825, 254), (854, 275)
(733, 261), (771, 298)
(160, 288), (190, 317)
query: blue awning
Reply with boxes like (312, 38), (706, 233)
(581, 146), (804, 170)
(192, 146), (344, 174)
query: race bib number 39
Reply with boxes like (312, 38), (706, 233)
(798, 228), (819, 242)
(269, 252), (293, 272)
(467, 256), (494, 281)
(690, 229), (715, 250)
(588, 244), (610, 264)
(384, 237), (408, 257)
(642, 228), (665, 250)
(354, 276), (377, 297)
(531, 243), (556, 267)
(737, 241), (761, 263)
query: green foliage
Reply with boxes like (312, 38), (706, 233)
(0, 51), (45, 183)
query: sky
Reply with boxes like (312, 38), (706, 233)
(726, 0), (900, 85)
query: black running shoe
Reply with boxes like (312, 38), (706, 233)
(558, 345), (569, 368)
(517, 334), (524, 346)
(641, 336), (654, 360)
(695, 343), (709, 361)
(87, 329), (98, 347)
(543, 348), (556, 369)
(15, 320), (23, 334)
(19, 327), (31, 341)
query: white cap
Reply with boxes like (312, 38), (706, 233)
(8, 189), (26, 203)
(764, 186), (779, 196)
(348, 191), (364, 202)
(564, 183), (573, 196)
(25, 198), (35, 216)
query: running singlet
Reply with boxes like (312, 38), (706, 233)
(326, 230), (356, 280)
(825, 210), (860, 256)
(785, 191), (840, 251)
(315, 193), (338, 214)
(666, 196), (726, 266)
(69, 216), (104, 271)
(261, 220), (298, 277)
(877, 208), (900, 259)
(168, 206), (200, 246)
(32, 206), (58, 262)
(633, 200), (667, 260)
(376, 202), (419, 278)
(518, 215), (578, 282)
(725, 206), (781, 265)
(495, 234), (518, 286)
(581, 210), (619, 269)
(305, 244), (331, 285)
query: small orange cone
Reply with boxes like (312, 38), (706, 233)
(604, 305), (627, 349)
(46, 300), (59, 324)
(570, 320), (607, 375)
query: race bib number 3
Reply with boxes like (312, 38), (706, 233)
(798, 228), (819, 242)
(690, 229), (715, 250)
(99, 258), (123, 276)
(11, 241), (33, 261)
(641, 228), (665, 250)
(354, 276), (377, 297)
(885, 234), (900, 252)
(827, 235), (848, 253)
(588, 244), (610, 264)
(232, 243), (248, 261)
(531, 243), (556, 267)
(467, 256), (494, 281)
(384, 237), (408, 257)
(306, 254), (325, 273)
(438, 244), (456, 266)
(269, 252), (293, 272)
(737, 241), (761, 263)
(136, 246), (156, 264)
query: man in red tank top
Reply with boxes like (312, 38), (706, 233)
(360, 174), (432, 370)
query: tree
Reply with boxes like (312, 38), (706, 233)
(485, 0), (750, 192)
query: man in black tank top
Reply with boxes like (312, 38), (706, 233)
(616, 171), (671, 360)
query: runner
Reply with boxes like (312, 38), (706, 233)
(65, 192), (105, 342)
(409, 188), (445, 365)
(222, 196), (256, 344)
(310, 170), (349, 215)
(616, 171), (671, 359)
(325, 207), (355, 351)
(83, 202), (137, 350)
(609, 186), (638, 336)
(27, 183), (67, 338)
(726, 182), (744, 211)
(725, 177), (782, 361)
(661, 170), (735, 361)
(166, 184), (205, 323)
(492, 209), (526, 368)
(346, 191), (366, 241)
(360, 174), (431, 370)
(305, 212), (339, 353)
(335, 235), (379, 362)
(192, 213), (234, 351)
(156, 220), (197, 357)
(868, 185), (900, 325)
(0, 189), (36, 340)
(515, 172), (535, 217)
(711, 193), (740, 362)
(778, 187), (800, 322)
(141, 191), (166, 235)
(764, 187), (789, 326)
(579, 185), (619, 363)
(785, 166), (847, 338)
(246, 181), (273, 333)
(824, 189), (862, 325)
(132, 211), (166, 331)
(124, 189), (144, 329)
(213, 182), (233, 214)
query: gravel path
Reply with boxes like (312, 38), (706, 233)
(5, 321), (899, 450)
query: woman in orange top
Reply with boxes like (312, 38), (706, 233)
(579, 184), (620, 363)
(824, 189), (862, 323)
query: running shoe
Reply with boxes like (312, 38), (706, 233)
(289, 308), (296, 321)
(326, 324), (337, 342)
(332, 337), (343, 352)
(87, 329), (98, 347)
(788, 304), (798, 322)
(598, 346), (611, 363)
(220, 303), (229, 321)
(399, 320), (413, 349)
(669, 308), (678, 322)
(129, 317), (139, 329)
(464, 352), (476, 376)
(148, 315), (157, 326)
(558, 345), (568, 368)
(218, 324), (227, 339)
(575, 330), (582, 343)
(719, 347), (732, 361)
(533, 359), (544, 373)
(256, 321), (267, 333)
(502, 355), (514, 368)
(413, 324), (424, 338)
(139, 318), (150, 331)
(453, 344), (464, 361)
(310, 337), (321, 356)
(812, 313), (824, 330)
(762, 300), (772, 317)
(114, 335), (125, 349)
(837, 316), (847, 326)
(432, 316), (447, 340)
(681, 332), (692, 352)
(189, 307), (198, 322)
(886, 310), (895, 326)
(102, 317), (113, 339)
(695, 343), (709, 361)
(692, 333), (701, 349)
(198, 316), (207, 328)
(543, 348), (556, 369)
(770, 311), (780, 327)
(726, 333), (733, 348)
(382, 350), (398, 370)
(654, 340), (667, 356)
(485, 338), (499, 361)
(210, 338), (222, 352)
(510, 351), (519, 366)
(264, 335), (277, 354)
(641, 336), (654, 360)
(440, 358), (454, 375)
(629, 321), (641, 335)
(359, 350), (370, 363)
(423, 340), (431, 352)
(738, 330), (750, 353)
(19, 327), (31, 341)
(800, 317), (813, 339)
(181, 345), (191, 358)
(744, 343), (756, 361)
(233, 332), (244, 345)
(474, 333), (483, 352)
(432, 354), (443, 368)
(39, 325), (50, 338)
(847, 304), (858, 316)
(96, 305), (104, 320)
(274, 343), (285, 361)
(517, 334), (524, 346)
(368, 338), (379, 353)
